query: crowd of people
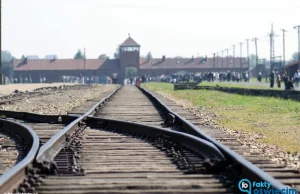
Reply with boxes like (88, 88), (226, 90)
(3, 69), (300, 91)
(267, 70), (300, 90)
(137, 71), (253, 84)
(136, 69), (300, 91)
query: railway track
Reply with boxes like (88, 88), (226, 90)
(94, 86), (165, 127)
(0, 84), (298, 193)
(0, 85), (85, 106)
(0, 118), (39, 192)
(0, 83), (116, 174)
(0, 121), (29, 176)
(140, 86), (300, 191)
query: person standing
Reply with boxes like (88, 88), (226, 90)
(245, 71), (249, 82)
(136, 77), (141, 87)
(270, 71), (275, 88)
(276, 71), (281, 88)
(258, 72), (262, 82)
(227, 71), (231, 82)
(294, 69), (300, 88)
(282, 71), (288, 90)
(286, 77), (295, 90)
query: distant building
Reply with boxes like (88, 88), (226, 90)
(285, 61), (300, 77)
(27, 55), (39, 60)
(45, 55), (57, 60)
(13, 36), (248, 83)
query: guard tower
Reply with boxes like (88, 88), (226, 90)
(119, 35), (140, 83)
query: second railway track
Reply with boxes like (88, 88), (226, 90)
(0, 84), (299, 193)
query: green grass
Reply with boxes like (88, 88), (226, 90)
(143, 82), (300, 153)
(199, 81), (285, 90)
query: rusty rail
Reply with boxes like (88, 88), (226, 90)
(0, 119), (39, 193)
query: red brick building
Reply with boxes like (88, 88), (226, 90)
(13, 36), (248, 83)
(286, 61), (300, 77)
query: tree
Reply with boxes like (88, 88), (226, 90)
(113, 47), (120, 59)
(21, 55), (25, 60)
(174, 56), (183, 58)
(125, 67), (137, 78)
(98, 54), (109, 60)
(146, 52), (152, 60)
(249, 54), (257, 70)
(1, 51), (14, 78)
(74, 49), (84, 59)
(290, 51), (299, 62)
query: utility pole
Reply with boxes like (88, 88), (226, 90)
(270, 24), (275, 73)
(239, 42), (243, 72)
(232, 45), (235, 71)
(280, 29), (287, 72)
(221, 50), (224, 69)
(0, 4), (2, 85)
(213, 53), (216, 68)
(216, 52), (219, 68)
(225, 48), (229, 70)
(84, 48), (86, 84)
(245, 39), (250, 72)
(253, 38), (259, 76)
(294, 25), (300, 69)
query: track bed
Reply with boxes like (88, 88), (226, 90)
(149, 91), (300, 191)
(35, 126), (232, 194)
(95, 85), (164, 127)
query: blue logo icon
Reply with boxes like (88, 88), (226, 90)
(238, 178), (298, 194)
(238, 179), (252, 194)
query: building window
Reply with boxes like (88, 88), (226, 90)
(121, 46), (139, 52)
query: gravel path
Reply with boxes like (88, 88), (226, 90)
(0, 85), (118, 115)
(0, 83), (77, 96)
(151, 90), (300, 170)
(0, 133), (19, 174)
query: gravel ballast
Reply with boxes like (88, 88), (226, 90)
(0, 83), (77, 96)
(0, 85), (118, 115)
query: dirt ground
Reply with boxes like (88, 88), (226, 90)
(0, 83), (77, 96)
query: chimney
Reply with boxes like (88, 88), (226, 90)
(50, 56), (56, 63)
(23, 57), (28, 64)
(162, 55), (166, 61)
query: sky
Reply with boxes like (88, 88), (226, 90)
(2, 0), (300, 61)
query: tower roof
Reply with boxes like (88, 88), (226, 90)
(120, 36), (140, 47)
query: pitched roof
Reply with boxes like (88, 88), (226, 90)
(285, 61), (299, 67)
(140, 57), (248, 69)
(14, 59), (120, 71)
(120, 37), (140, 47)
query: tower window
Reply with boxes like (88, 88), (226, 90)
(120, 46), (140, 52)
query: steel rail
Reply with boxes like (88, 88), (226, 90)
(86, 116), (225, 161)
(0, 110), (78, 124)
(0, 119), (39, 193)
(138, 85), (287, 191)
(0, 85), (121, 193)
(35, 86), (121, 163)
(36, 84), (226, 166)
